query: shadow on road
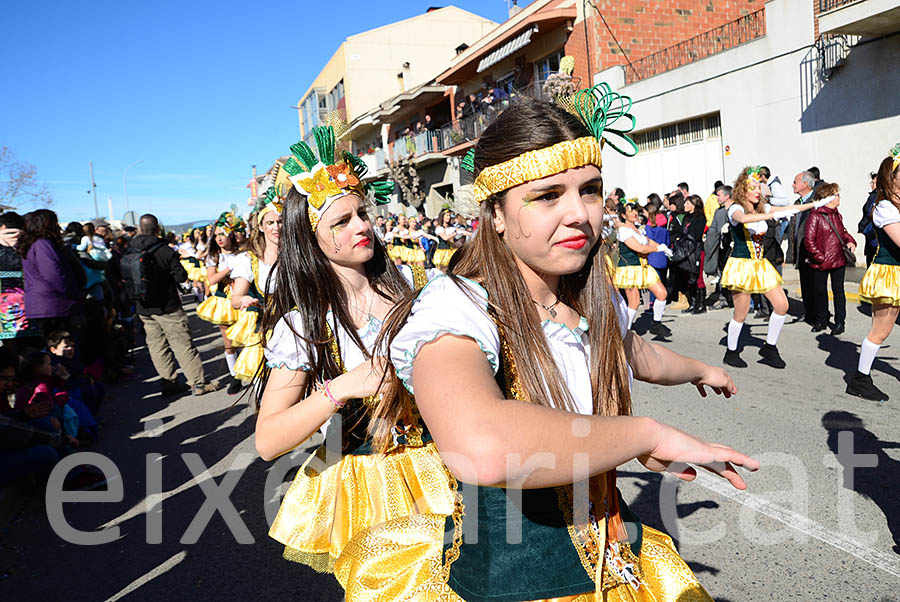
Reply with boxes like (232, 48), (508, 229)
(618, 470), (722, 577)
(821, 411), (900, 555)
(0, 304), (344, 602)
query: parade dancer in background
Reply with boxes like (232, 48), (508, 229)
(256, 127), (452, 575)
(721, 167), (828, 369)
(195, 211), (245, 395)
(336, 87), (758, 602)
(849, 145), (900, 402)
(227, 187), (281, 383)
(432, 209), (459, 270)
(613, 200), (673, 336)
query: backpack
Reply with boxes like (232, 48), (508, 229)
(121, 241), (166, 301)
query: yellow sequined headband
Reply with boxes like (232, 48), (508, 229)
(472, 137), (603, 203)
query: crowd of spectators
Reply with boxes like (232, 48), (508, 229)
(609, 164), (862, 335)
(0, 209), (216, 493)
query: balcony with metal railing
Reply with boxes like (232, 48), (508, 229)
(818, 0), (900, 36)
(624, 8), (767, 85)
(354, 74), (585, 171)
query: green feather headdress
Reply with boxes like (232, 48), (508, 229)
(283, 125), (395, 230)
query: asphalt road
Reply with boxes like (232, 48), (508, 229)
(1, 293), (898, 602)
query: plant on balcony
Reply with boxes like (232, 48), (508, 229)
(449, 129), (465, 144)
(387, 157), (424, 208)
(542, 72), (577, 100)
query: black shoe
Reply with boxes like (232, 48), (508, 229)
(753, 308), (770, 319)
(758, 343), (786, 369)
(846, 371), (889, 401)
(691, 293), (707, 314)
(830, 322), (845, 336)
(161, 379), (190, 397)
(811, 322), (828, 333)
(227, 377), (244, 396)
(723, 349), (747, 368)
(649, 321), (671, 338)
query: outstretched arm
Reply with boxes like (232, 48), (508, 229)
(623, 331), (735, 397)
(412, 334), (757, 489)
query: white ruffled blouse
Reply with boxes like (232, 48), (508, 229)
(230, 253), (277, 295)
(390, 275), (630, 416)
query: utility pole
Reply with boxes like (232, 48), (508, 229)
(88, 161), (99, 219)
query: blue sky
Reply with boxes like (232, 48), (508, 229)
(1, 1), (531, 225)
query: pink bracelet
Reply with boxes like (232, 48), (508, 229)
(322, 379), (346, 409)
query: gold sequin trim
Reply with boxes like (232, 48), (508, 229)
(472, 137), (603, 203)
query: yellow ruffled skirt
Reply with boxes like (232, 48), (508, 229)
(432, 248), (456, 269)
(335, 516), (710, 602)
(233, 343), (263, 381)
(858, 262), (900, 307)
(399, 247), (425, 264)
(388, 245), (404, 263)
(196, 293), (240, 325)
(226, 310), (259, 347)
(614, 264), (660, 290)
(271, 442), (454, 574)
(721, 257), (782, 294)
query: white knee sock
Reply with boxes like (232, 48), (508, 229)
(626, 307), (637, 329)
(857, 338), (881, 375)
(727, 320), (744, 351)
(766, 313), (787, 345)
(652, 299), (666, 322)
(225, 351), (237, 377)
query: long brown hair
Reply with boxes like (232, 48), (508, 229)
(260, 188), (411, 389)
(875, 156), (900, 211)
(370, 100), (632, 451)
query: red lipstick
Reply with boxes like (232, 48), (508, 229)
(555, 234), (588, 249)
(354, 237), (371, 248)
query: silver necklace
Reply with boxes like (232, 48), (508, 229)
(349, 290), (377, 324)
(533, 296), (561, 319)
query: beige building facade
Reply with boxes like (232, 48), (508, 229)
(296, 6), (496, 147)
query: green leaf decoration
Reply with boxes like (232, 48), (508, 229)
(313, 126), (336, 166)
(343, 151), (369, 180)
(282, 157), (302, 176)
(367, 180), (394, 205)
(265, 186), (279, 203)
(461, 148), (476, 174)
(288, 141), (317, 172)
(563, 83), (638, 157)
(891, 142), (900, 159)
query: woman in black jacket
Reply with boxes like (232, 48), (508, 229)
(667, 193), (706, 312)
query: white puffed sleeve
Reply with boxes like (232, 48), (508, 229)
(264, 310), (313, 371)
(616, 227), (635, 242)
(230, 253), (253, 282)
(390, 275), (500, 395)
(873, 201), (900, 228)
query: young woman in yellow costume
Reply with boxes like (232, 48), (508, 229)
(613, 201), (672, 337)
(196, 210), (245, 395)
(255, 126), (452, 577)
(848, 144), (900, 402)
(334, 87), (759, 602)
(720, 167), (826, 369)
(227, 188), (281, 383)
(432, 209), (459, 270)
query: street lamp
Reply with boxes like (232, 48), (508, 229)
(123, 159), (144, 214)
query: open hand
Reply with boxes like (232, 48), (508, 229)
(691, 365), (737, 398)
(639, 421), (760, 490)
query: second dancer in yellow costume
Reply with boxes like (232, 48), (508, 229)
(255, 126), (453, 577)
